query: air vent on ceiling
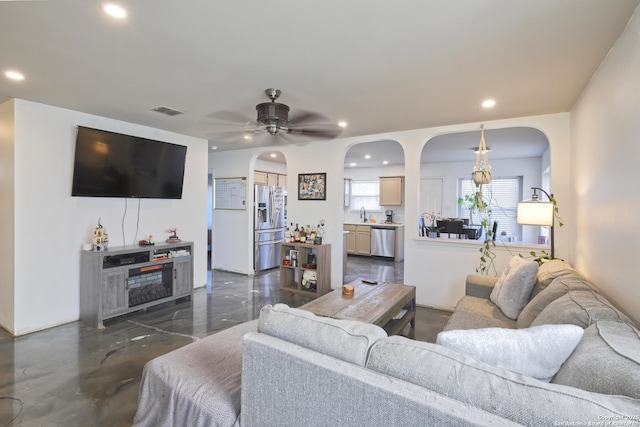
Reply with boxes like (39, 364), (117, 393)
(150, 105), (184, 116)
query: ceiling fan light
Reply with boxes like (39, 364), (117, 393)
(266, 124), (280, 135)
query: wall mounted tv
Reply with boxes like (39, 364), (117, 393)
(71, 126), (187, 199)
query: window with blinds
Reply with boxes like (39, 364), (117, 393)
(458, 177), (522, 240)
(350, 180), (381, 211)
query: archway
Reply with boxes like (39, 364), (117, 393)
(343, 140), (405, 281)
(419, 127), (550, 244)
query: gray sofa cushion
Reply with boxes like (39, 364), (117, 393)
(465, 274), (498, 299)
(436, 324), (583, 382)
(443, 295), (516, 332)
(367, 336), (640, 425)
(531, 290), (634, 328)
(552, 321), (640, 399)
(532, 259), (576, 298)
(242, 332), (521, 427)
(517, 273), (595, 328)
(490, 256), (539, 320)
(258, 303), (387, 366)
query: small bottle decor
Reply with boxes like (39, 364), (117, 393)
(93, 218), (109, 252)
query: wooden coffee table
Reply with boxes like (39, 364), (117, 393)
(300, 279), (416, 338)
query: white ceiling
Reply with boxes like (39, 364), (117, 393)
(1, 0), (638, 158)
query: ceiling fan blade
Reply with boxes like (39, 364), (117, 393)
(287, 109), (331, 126)
(286, 124), (343, 139)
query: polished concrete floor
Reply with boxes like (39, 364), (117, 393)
(0, 256), (450, 427)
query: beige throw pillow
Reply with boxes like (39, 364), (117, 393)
(436, 324), (584, 382)
(490, 256), (539, 319)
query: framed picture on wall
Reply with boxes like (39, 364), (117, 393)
(298, 173), (326, 200)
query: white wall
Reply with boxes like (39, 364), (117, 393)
(210, 113), (573, 310)
(570, 5), (640, 323)
(0, 100), (16, 330)
(2, 99), (208, 335)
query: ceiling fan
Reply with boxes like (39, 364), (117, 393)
(205, 88), (343, 143)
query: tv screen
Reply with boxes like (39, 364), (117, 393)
(71, 126), (187, 199)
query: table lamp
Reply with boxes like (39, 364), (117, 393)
(517, 186), (555, 259)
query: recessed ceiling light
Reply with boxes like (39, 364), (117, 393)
(4, 70), (25, 81)
(338, 121), (348, 128)
(103, 3), (127, 18)
(482, 99), (496, 108)
(244, 135), (252, 140)
(270, 153), (277, 158)
(349, 162), (356, 167)
(364, 154), (371, 159)
(382, 160), (389, 165)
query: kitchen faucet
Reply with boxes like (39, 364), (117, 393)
(360, 207), (367, 222)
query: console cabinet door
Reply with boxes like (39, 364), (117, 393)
(102, 270), (128, 316)
(173, 258), (192, 296)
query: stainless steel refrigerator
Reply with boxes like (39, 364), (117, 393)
(254, 185), (285, 272)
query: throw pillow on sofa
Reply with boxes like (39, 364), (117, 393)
(517, 273), (595, 328)
(258, 303), (387, 366)
(489, 256), (539, 319)
(552, 321), (640, 399)
(436, 324), (583, 381)
(531, 290), (634, 329)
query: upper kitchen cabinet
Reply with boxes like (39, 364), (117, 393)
(278, 174), (287, 188)
(380, 176), (403, 206)
(255, 171), (268, 185)
(255, 170), (287, 189)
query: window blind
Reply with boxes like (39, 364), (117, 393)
(458, 177), (522, 240)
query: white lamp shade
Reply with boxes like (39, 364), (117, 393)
(517, 201), (554, 226)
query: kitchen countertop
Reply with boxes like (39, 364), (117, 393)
(343, 222), (404, 228)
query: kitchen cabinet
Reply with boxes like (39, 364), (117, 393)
(355, 225), (371, 255)
(343, 224), (371, 255)
(254, 171), (268, 185)
(255, 170), (287, 188)
(379, 176), (404, 206)
(344, 224), (356, 254)
(344, 224), (404, 261)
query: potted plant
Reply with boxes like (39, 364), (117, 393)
(423, 211), (443, 237)
(459, 189), (498, 275)
(457, 192), (485, 225)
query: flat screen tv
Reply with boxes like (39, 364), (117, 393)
(71, 126), (187, 199)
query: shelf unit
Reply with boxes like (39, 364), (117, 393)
(280, 242), (331, 297)
(80, 241), (194, 329)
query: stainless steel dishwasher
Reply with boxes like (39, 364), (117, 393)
(371, 227), (395, 257)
